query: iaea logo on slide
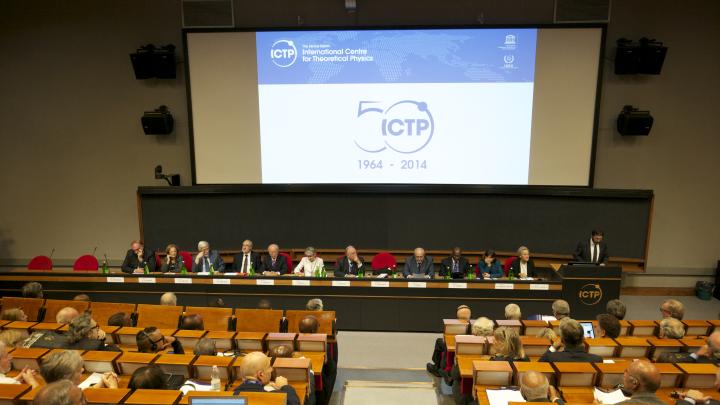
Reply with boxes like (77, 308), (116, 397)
(354, 100), (434, 154)
(270, 40), (297, 67)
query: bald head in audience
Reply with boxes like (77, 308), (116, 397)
(33, 380), (85, 405)
(240, 351), (274, 384)
(55, 307), (79, 324)
(623, 360), (661, 395)
(73, 294), (90, 302)
(520, 370), (558, 402)
(456, 305), (471, 321)
(299, 315), (319, 333)
(193, 338), (216, 356)
(160, 292), (177, 306)
(269, 344), (294, 359)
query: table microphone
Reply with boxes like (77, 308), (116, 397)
(49, 248), (55, 259)
(92, 246), (97, 256)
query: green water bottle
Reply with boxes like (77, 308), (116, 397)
(321, 266), (326, 278)
(210, 264), (215, 275)
(144, 263), (149, 275)
(180, 266), (188, 275)
(508, 269), (514, 281)
(101, 254), (109, 274)
(248, 262), (255, 276)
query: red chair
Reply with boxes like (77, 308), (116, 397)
(280, 252), (293, 272)
(503, 257), (515, 277)
(73, 255), (99, 271)
(27, 255), (53, 270)
(371, 252), (397, 271)
(179, 251), (193, 271)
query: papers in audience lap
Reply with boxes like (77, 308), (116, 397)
(78, 372), (104, 390)
(486, 388), (526, 405)
(180, 380), (213, 395)
(594, 388), (630, 404)
(541, 315), (557, 321)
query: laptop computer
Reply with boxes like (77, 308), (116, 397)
(579, 321), (595, 338)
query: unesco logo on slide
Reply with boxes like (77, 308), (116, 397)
(270, 40), (297, 67)
(354, 100), (434, 154)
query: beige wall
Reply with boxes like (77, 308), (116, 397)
(1, 0), (718, 279)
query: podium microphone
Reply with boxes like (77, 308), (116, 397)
(49, 248), (55, 259)
(92, 246), (97, 257)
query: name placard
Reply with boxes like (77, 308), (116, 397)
(495, 283), (515, 290)
(407, 282), (427, 288)
(530, 283), (550, 290)
(223, 272), (238, 276)
(138, 277), (156, 284)
(212, 278), (231, 285)
(331, 280), (351, 287)
(292, 280), (311, 286)
(371, 281), (390, 288)
(448, 283), (467, 289)
(174, 278), (192, 284)
(256, 279), (274, 286)
(106, 277), (124, 283)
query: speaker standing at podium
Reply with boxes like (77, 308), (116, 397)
(573, 230), (609, 265)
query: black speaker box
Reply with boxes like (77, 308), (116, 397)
(617, 107), (653, 136)
(141, 111), (174, 135)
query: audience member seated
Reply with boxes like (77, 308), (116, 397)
(607, 299), (627, 320)
(257, 299), (272, 310)
(491, 326), (529, 362)
(334, 245), (365, 277)
(160, 292), (177, 306)
(269, 344), (294, 360)
(1, 308), (28, 322)
(65, 312), (120, 351)
(261, 243), (288, 275)
(73, 294), (90, 302)
(478, 250), (504, 279)
(537, 327), (558, 341)
(306, 298), (324, 311)
(56, 307), (80, 324)
(33, 380), (86, 405)
(658, 317), (686, 339)
(552, 299), (571, 320)
(472, 317), (495, 337)
(457, 305), (471, 321)
(660, 299), (685, 320)
(596, 313), (621, 339)
(505, 303), (522, 320)
(21, 281), (43, 298)
(439, 247), (470, 279)
(299, 315), (319, 334)
(294, 246), (325, 277)
(233, 352), (301, 405)
(160, 243), (185, 273)
(658, 332), (719, 364)
(41, 350), (119, 389)
(403, 247), (434, 278)
(509, 246), (537, 279)
(539, 318), (602, 363)
(675, 367), (720, 405)
(0, 330), (24, 348)
(107, 312), (132, 327)
(128, 365), (167, 390)
(180, 314), (204, 331)
(0, 341), (39, 387)
(209, 298), (226, 307)
(121, 240), (156, 274)
(520, 370), (564, 405)
(192, 240), (225, 273)
(194, 338), (217, 356)
(427, 305), (472, 377)
(136, 326), (185, 354)
(616, 360), (663, 405)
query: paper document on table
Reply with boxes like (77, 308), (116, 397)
(541, 315), (557, 321)
(486, 388), (526, 405)
(78, 373), (103, 390)
(180, 380), (213, 395)
(594, 388), (630, 404)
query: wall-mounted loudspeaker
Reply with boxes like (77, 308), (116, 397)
(142, 106), (174, 135)
(130, 44), (176, 79)
(617, 105), (653, 136)
(615, 38), (667, 75)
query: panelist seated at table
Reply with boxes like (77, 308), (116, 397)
(233, 351), (301, 405)
(508, 246), (537, 279)
(439, 247), (470, 279)
(675, 367), (720, 405)
(261, 243), (289, 275)
(160, 243), (184, 273)
(403, 247), (434, 278)
(334, 245), (365, 277)
(478, 250), (504, 279)
(191, 240), (225, 273)
(572, 229), (609, 265)
(121, 240), (157, 274)
(294, 246), (325, 277)
(232, 239), (262, 274)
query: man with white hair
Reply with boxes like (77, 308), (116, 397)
(505, 303), (522, 320)
(191, 241), (224, 272)
(403, 247), (434, 278)
(160, 292), (177, 306)
(261, 244), (288, 275)
(56, 307), (80, 324)
(334, 245), (365, 277)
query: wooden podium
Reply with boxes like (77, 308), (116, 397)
(558, 265), (621, 320)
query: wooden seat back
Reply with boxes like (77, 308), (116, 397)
(235, 309), (283, 333)
(286, 310), (335, 335)
(89, 302), (137, 325)
(136, 304), (183, 329)
(0, 297), (44, 322)
(42, 299), (90, 323)
(184, 306), (233, 331)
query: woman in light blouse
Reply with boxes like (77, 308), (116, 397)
(294, 247), (325, 276)
(508, 246), (537, 278)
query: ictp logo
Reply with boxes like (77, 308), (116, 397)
(270, 40), (297, 67)
(578, 284), (603, 306)
(354, 100), (434, 154)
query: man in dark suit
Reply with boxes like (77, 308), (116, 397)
(334, 245), (365, 277)
(509, 246), (537, 278)
(520, 370), (564, 404)
(233, 351), (301, 405)
(232, 239), (262, 274)
(573, 229), (609, 265)
(403, 247), (434, 278)
(615, 360), (665, 405)
(440, 247), (471, 279)
(658, 332), (720, 365)
(121, 240), (157, 274)
(539, 318), (603, 363)
(191, 240), (225, 272)
(261, 243), (288, 275)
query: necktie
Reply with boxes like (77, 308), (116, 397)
(272, 258), (276, 269)
(593, 244), (598, 263)
(349, 261), (355, 274)
(242, 255), (248, 273)
(453, 260), (458, 273)
(205, 257), (211, 271)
